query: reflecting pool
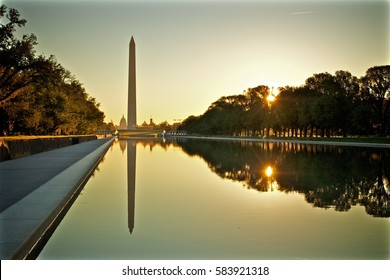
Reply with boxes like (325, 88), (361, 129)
(38, 138), (389, 259)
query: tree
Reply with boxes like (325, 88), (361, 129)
(361, 66), (390, 136)
(305, 72), (341, 96)
(0, 5), (44, 108)
(180, 67), (389, 138)
(274, 86), (317, 137)
(334, 70), (359, 100)
(157, 121), (171, 131)
(305, 72), (349, 136)
(334, 70), (361, 135)
(0, 5), (104, 135)
(245, 86), (268, 136)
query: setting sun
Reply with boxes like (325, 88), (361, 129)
(266, 82), (280, 103)
(267, 94), (276, 102)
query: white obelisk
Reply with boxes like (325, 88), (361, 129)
(128, 36), (136, 129)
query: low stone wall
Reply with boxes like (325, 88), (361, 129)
(0, 136), (98, 162)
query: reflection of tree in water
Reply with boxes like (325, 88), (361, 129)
(172, 139), (389, 218)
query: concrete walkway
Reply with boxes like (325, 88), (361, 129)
(0, 137), (115, 259)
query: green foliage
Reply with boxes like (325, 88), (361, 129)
(361, 66), (390, 136)
(0, 5), (104, 135)
(179, 66), (390, 137)
(179, 87), (270, 136)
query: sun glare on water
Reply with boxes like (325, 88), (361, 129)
(265, 166), (273, 177)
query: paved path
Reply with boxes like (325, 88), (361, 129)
(0, 137), (114, 259)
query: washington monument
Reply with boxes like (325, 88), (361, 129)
(128, 36), (136, 129)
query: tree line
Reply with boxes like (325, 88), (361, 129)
(0, 5), (104, 136)
(178, 67), (390, 137)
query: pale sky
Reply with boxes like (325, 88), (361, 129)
(3, 0), (389, 125)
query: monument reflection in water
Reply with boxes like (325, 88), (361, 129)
(127, 140), (136, 234)
(38, 138), (389, 259)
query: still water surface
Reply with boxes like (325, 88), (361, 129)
(38, 138), (389, 259)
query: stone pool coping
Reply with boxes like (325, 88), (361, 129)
(176, 135), (390, 149)
(0, 137), (115, 259)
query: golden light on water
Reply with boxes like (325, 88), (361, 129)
(264, 165), (279, 192)
(265, 166), (273, 177)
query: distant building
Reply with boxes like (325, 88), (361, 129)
(119, 114), (127, 129)
(149, 118), (156, 127)
(139, 118), (155, 130)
